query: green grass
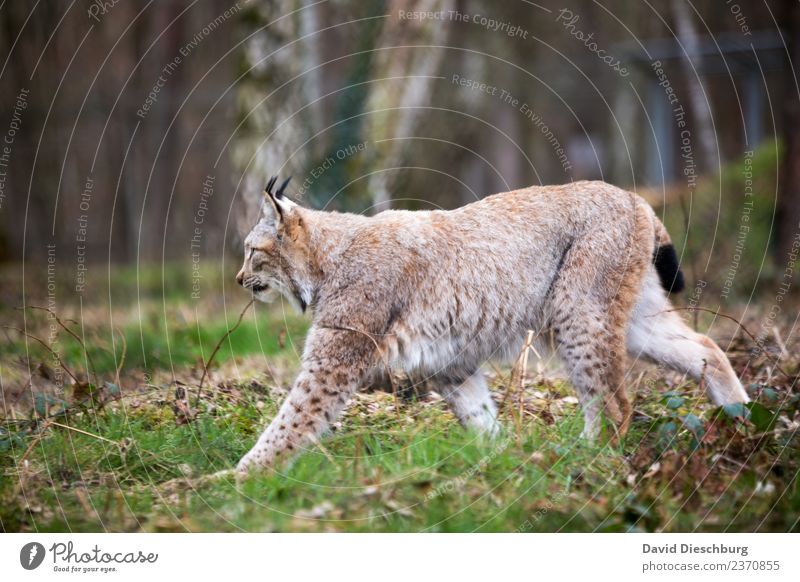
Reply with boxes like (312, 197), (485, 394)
(2, 379), (798, 532)
(1, 305), (307, 375)
(0, 263), (309, 375)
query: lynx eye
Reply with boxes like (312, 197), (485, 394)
(250, 249), (268, 269)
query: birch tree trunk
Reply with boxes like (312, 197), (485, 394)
(365, 0), (455, 213)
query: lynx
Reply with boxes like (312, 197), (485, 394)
(234, 176), (749, 475)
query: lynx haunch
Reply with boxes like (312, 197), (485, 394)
(234, 177), (748, 474)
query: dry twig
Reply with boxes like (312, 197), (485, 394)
(196, 299), (254, 406)
(3, 326), (80, 384)
(23, 305), (100, 388)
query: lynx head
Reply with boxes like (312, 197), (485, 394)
(236, 176), (315, 312)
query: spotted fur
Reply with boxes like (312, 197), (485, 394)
(235, 179), (749, 474)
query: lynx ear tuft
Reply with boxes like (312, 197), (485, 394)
(261, 175), (297, 227)
(261, 175), (282, 225)
(275, 176), (292, 199)
(264, 176), (278, 198)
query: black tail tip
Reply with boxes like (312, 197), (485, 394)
(653, 244), (685, 293)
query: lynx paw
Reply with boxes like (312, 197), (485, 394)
(236, 449), (270, 478)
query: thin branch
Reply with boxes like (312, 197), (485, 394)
(18, 419), (55, 464)
(501, 330), (538, 417)
(49, 421), (119, 446)
(22, 305), (100, 388)
(678, 194), (700, 331)
(114, 327), (127, 388)
(196, 299), (254, 406)
(3, 325), (79, 384)
(19, 419), (119, 464)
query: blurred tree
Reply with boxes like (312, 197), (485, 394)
(670, 0), (717, 173)
(777, 0), (800, 261)
(0, 0), (240, 264)
(362, 0), (455, 213)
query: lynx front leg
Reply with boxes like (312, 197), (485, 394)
(237, 328), (373, 475)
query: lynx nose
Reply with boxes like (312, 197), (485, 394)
(236, 270), (245, 286)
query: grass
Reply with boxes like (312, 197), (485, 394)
(2, 366), (799, 532)
(0, 263), (308, 376)
(1, 303), (307, 375)
(1, 264), (799, 532)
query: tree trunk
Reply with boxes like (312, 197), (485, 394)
(365, 0), (454, 213)
(670, 0), (717, 173)
(777, 0), (800, 260)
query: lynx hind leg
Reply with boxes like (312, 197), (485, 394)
(435, 370), (499, 436)
(549, 222), (651, 440)
(627, 270), (749, 405)
(552, 304), (630, 440)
